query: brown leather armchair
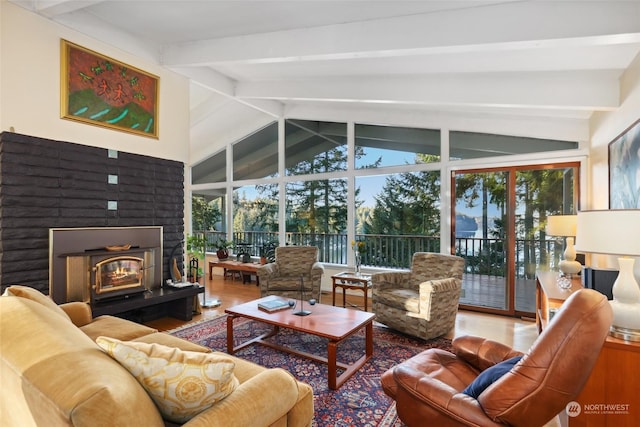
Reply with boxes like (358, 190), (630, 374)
(381, 288), (613, 427)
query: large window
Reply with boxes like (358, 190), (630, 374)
(285, 120), (347, 175)
(192, 149), (226, 185)
(234, 122), (278, 180)
(356, 172), (441, 267)
(191, 120), (580, 273)
(450, 131), (578, 160)
(232, 184), (278, 256)
(355, 124), (440, 168)
(191, 191), (227, 251)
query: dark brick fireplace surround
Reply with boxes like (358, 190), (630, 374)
(0, 132), (185, 296)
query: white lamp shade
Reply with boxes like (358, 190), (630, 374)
(575, 210), (640, 256)
(546, 215), (577, 237)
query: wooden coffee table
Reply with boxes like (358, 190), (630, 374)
(225, 296), (375, 390)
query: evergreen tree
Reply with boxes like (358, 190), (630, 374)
(366, 165), (441, 266)
(256, 132), (378, 235)
(192, 195), (221, 231)
(368, 155), (441, 236)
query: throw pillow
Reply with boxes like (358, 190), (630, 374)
(2, 285), (71, 321)
(96, 336), (239, 423)
(462, 355), (523, 399)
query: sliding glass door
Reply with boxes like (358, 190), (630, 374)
(453, 163), (579, 316)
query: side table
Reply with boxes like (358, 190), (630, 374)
(331, 272), (372, 311)
(535, 270), (581, 333)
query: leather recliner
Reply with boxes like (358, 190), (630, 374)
(381, 288), (613, 427)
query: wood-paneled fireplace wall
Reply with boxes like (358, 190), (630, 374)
(0, 132), (185, 294)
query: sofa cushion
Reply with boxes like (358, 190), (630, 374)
(96, 337), (239, 423)
(266, 275), (315, 291)
(80, 315), (158, 341)
(376, 288), (420, 313)
(3, 285), (71, 321)
(133, 332), (212, 353)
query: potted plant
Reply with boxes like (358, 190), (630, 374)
(186, 234), (207, 283)
(260, 241), (278, 264)
(215, 238), (233, 260)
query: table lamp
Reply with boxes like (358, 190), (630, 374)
(546, 215), (581, 278)
(575, 210), (640, 341)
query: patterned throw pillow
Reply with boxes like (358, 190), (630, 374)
(96, 336), (239, 423)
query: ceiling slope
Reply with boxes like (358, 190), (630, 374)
(10, 0), (640, 163)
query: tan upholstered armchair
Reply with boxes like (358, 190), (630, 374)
(256, 246), (324, 301)
(381, 289), (613, 427)
(371, 252), (465, 340)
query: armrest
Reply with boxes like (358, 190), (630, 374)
(393, 365), (501, 427)
(371, 271), (412, 292)
(310, 261), (324, 276)
(182, 368), (299, 427)
(418, 277), (460, 294)
(256, 263), (279, 280)
(453, 336), (523, 371)
(59, 301), (93, 327)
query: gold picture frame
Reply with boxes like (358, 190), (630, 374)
(60, 39), (159, 139)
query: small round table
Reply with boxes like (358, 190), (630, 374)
(331, 271), (372, 311)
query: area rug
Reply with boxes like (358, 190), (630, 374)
(170, 316), (453, 427)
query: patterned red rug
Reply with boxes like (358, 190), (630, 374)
(170, 315), (453, 427)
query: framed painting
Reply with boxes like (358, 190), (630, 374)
(609, 118), (640, 208)
(60, 39), (159, 138)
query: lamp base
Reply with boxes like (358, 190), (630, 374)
(610, 325), (640, 342)
(201, 298), (221, 308)
(559, 260), (582, 277)
(293, 310), (311, 316)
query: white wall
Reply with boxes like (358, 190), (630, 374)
(0, 2), (190, 163)
(587, 53), (640, 273)
(590, 53), (640, 210)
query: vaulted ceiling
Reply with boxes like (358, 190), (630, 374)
(12, 0), (640, 164)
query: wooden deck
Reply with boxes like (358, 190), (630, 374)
(459, 273), (536, 314)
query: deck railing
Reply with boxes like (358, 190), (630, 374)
(197, 230), (565, 275)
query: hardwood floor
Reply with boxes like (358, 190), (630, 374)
(145, 273), (539, 353)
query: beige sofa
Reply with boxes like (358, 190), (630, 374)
(0, 286), (314, 427)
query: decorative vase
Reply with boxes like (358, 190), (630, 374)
(355, 252), (361, 275)
(216, 249), (229, 260)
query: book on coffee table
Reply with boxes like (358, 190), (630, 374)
(257, 298), (291, 313)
